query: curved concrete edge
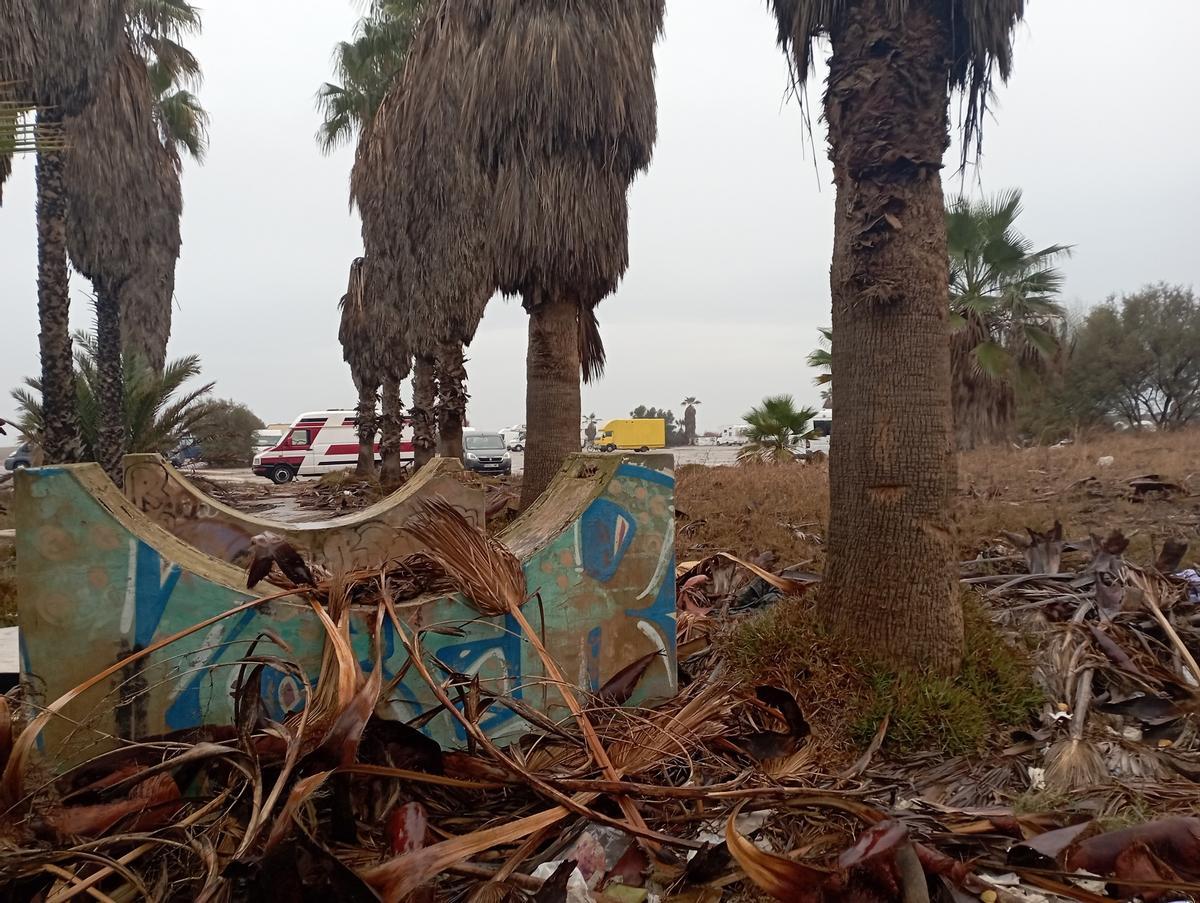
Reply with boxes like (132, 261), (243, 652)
(122, 454), (484, 572)
(17, 454), (677, 764)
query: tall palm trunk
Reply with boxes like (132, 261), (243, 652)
(353, 376), (378, 478)
(35, 115), (83, 464)
(436, 340), (467, 461)
(93, 280), (126, 486)
(818, 0), (962, 674)
(411, 354), (437, 470)
(521, 295), (580, 509)
(951, 323), (1012, 450)
(379, 376), (406, 489)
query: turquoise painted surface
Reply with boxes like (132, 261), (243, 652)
(16, 458), (677, 761)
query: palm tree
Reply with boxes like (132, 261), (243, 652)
(768, 0), (1028, 673)
(681, 397), (701, 446)
(737, 396), (817, 464)
(12, 330), (215, 460)
(948, 189), (1070, 449)
(381, 4), (492, 464)
(411, 355), (437, 468)
(338, 257), (381, 477)
(59, 2), (203, 485)
(0, 0), (127, 464)
(322, 1), (421, 482)
(461, 0), (666, 508)
(61, 42), (180, 486)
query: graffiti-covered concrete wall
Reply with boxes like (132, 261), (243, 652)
(122, 454), (484, 573)
(17, 456), (676, 766)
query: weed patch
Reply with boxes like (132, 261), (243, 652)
(722, 594), (1040, 758)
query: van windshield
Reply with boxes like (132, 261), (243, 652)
(465, 435), (504, 451)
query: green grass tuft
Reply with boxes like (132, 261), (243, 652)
(850, 595), (1042, 755)
(723, 592), (1041, 758)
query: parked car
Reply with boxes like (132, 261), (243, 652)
(3, 442), (33, 471)
(169, 437), (204, 468)
(253, 409), (410, 484)
(462, 431), (512, 476)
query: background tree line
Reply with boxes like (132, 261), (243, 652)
(1017, 283), (1200, 440)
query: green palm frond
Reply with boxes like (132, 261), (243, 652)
(315, 1), (424, 152)
(153, 85), (208, 160)
(10, 331), (215, 458)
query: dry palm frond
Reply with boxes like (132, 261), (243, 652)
(62, 41), (182, 372)
(768, 0), (1026, 161)
(403, 497), (524, 617)
(458, 0), (665, 304)
(0, 0), (125, 114)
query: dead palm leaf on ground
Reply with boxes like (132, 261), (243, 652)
(401, 497), (658, 851)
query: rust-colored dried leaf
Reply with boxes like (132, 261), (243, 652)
(724, 804), (826, 902)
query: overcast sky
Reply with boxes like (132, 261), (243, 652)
(2, 0), (1197, 433)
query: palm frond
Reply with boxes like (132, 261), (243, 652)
(767, 0), (1027, 161)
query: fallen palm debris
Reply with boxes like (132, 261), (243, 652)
(4, 509), (1200, 901)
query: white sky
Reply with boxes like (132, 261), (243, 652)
(1, 0), (1197, 433)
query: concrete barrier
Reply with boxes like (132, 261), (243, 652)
(122, 454), (484, 572)
(17, 455), (676, 765)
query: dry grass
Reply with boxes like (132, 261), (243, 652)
(0, 540), (14, 627)
(957, 430), (1200, 560)
(676, 430), (1200, 567)
(675, 462), (829, 567)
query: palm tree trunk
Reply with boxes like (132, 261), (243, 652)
(353, 376), (377, 478)
(35, 118), (83, 464)
(521, 294), (581, 509)
(818, 0), (962, 674)
(411, 354), (437, 471)
(436, 340), (467, 461)
(379, 376), (406, 489)
(93, 280), (126, 486)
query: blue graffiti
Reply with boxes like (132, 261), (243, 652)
(164, 609), (259, 728)
(580, 498), (636, 583)
(616, 463), (674, 488)
(625, 552), (676, 643)
(436, 613), (524, 740)
(134, 543), (182, 649)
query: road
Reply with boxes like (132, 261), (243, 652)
(203, 445), (743, 484)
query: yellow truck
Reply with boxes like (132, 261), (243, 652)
(597, 419), (666, 452)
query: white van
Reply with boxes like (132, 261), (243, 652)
(716, 425), (750, 446)
(252, 409), (412, 484)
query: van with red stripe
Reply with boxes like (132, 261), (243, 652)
(252, 410), (413, 484)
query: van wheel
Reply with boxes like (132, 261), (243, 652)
(270, 465), (295, 485)
(637, 446), (649, 453)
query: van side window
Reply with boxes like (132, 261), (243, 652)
(288, 429), (311, 448)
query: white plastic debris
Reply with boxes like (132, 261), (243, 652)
(532, 862), (592, 903)
(1097, 455), (1115, 467)
(1027, 766), (1046, 791)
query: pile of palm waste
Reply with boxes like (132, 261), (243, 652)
(2, 503), (1200, 901)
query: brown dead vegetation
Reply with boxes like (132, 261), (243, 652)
(676, 430), (1200, 567)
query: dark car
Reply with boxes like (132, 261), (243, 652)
(463, 432), (511, 476)
(3, 442), (33, 471)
